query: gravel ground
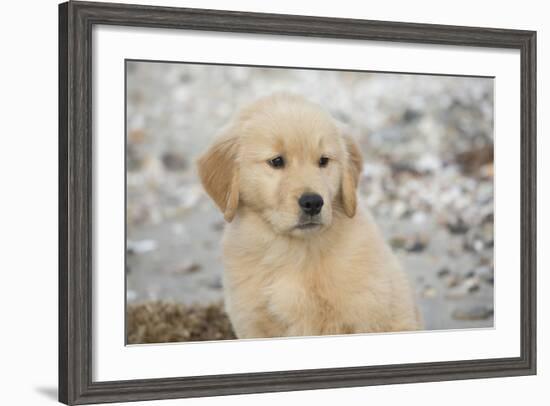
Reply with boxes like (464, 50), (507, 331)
(126, 61), (494, 339)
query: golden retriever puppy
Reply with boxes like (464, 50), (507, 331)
(198, 93), (421, 338)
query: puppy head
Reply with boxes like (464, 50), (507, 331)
(198, 93), (363, 237)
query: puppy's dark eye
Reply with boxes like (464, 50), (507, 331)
(319, 156), (329, 168)
(268, 156), (285, 168)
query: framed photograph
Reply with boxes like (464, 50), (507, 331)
(59, 1), (536, 404)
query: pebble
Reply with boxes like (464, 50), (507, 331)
(127, 290), (138, 302)
(411, 211), (428, 224)
(211, 221), (225, 232)
(205, 277), (223, 290)
(468, 283), (480, 293)
(415, 153), (441, 173)
(473, 240), (485, 252)
(452, 306), (494, 321)
(476, 266), (494, 285)
(390, 234), (429, 252)
(405, 236), (428, 253)
(445, 277), (480, 299)
(161, 152), (188, 171)
(463, 234), (488, 253)
(421, 285), (437, 298)
(177, 184), (203, 210)
(128, 128), (146, 143)
(402, 108), (422, 123)
(446, 216), (469, 234)
(392, 201), (408, 218)
(437, 267), (451, 278)
(465, 276), (481, 290)
(389, 236), (406, 250)
(172, 261), (202, 274)
(127, 239), (158, 255)
(446, 274), (461, 288)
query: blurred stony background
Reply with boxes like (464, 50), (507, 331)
(126, 61), (494, 343)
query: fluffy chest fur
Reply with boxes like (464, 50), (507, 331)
(263, 258), (362, 336)
(220, 208), (409, 338)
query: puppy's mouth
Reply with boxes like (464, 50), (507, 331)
(295, 222), (322, 230)
(294, 215), (323, 231)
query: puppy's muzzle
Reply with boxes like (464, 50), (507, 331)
(298, 193), (324, 216)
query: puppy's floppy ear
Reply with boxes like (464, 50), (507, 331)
(197, 126), (240, 222)
(340, 133), (363, 218)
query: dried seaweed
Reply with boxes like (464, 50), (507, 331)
(127, 301), (236, 344)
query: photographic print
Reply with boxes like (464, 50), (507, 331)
(125, 61), (494, 344)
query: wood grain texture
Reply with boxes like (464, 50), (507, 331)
(58, 3), (69, 404)
(58, 1), (537, 404)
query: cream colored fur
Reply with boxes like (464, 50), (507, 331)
(198, 93), (422, 338)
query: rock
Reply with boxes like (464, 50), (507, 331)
(464, 276), (481, 293)
(405, 235), (428, 253)
(455, 145), (493, 174)
(184, 263), (201, 273)
(467, 283), (480, 293)
(205, 277), (223, 290)
(127, 239), (158, 255)
(415, 153), (441, 173)
(171, 261), (202, 274)
(437, 267), (451, 278)
(161, 152), (188, 171)
(127, 290), (138, 302)
(473, 239), (485, 252)
(446, 216), (469, 234)
(445, 277), (479, 299)
(445, 274), (461, 288)
(389, 236), (406, 250)
(452, 306), (493, 321)
(479, 163), (494, 179)
(211, 221), (225, 232)
(177, 184), (203, 210)
(476, 266), (494, 285)
(361, 162), (386, 179)
(465, 270), (476, 278)
(437, 268), (462, 288)
(391, 234), (428, 253)
(402, 108), (422, 123)
(411, 211), (428, 224)
(128, 129), (146, 144)
(127, 146), (145, 171)
(463, 233), (487, 253)
(392, 201), (408, 218)
(421, 285), (437, 298)
(389, 161), (422, 177)
(481, 213), (494, 225)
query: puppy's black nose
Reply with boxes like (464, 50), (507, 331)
(299, 193), (324, 216)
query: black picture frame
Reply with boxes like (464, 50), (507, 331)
(59, 1), (537, 404)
